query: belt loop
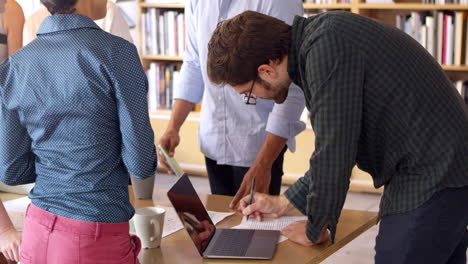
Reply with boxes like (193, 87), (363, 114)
(95, 223), (101, 241)
(48, 215), (57, 232)
(25, 203), (32, 217)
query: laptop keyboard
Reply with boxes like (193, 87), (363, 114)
(209, 229), (255, 256)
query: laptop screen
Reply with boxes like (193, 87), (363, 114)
(167, 174), (216, 255)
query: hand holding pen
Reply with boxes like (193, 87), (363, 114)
(246, 178), (255, 221)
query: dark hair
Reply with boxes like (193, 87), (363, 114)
(207, 11), (291, 86)
(41, 0), (78, 15)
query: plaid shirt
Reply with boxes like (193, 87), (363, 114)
(285, 11), (468, 243)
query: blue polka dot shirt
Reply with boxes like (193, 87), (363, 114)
(0, 14), (157, 223)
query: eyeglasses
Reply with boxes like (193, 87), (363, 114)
(243, 80), (257, 105)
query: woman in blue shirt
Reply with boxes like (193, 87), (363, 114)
(0, 0), (157, 262)
(0, 1), (24, 262)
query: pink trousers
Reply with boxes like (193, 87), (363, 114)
(20, 204), (141, 264)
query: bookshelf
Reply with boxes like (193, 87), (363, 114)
(138, 0), (468, 193)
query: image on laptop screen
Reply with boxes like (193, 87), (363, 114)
(167, 174), (280, 259)
(167, 174), (215, 254)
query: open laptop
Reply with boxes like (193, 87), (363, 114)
(167, 174), (280, 259)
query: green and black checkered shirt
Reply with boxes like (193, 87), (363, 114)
(284, 11), (468, 244)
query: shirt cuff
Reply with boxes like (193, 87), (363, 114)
(266, 113), (306, 152)
(285, 172), (340, 244)
(173, 61), (204, 103)
(306, 214), (337, 244)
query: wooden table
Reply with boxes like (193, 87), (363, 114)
(0, 188), (377, 264)
(132, 189), (378, 264)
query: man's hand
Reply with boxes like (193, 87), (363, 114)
(239, 193), (293, 221)
(157, 129), (180, 174)
(230, 164), (271, 209)
(0, 226), (21, 262)
(281, 220), (329, 246)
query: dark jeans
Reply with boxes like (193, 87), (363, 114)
(204, 147), (287, 196)
(375, 185), (468, 264)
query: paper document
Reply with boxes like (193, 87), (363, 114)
(232, 216), (307, 243)
(157, 144), (184, 177)
(130, 206), (235, 238)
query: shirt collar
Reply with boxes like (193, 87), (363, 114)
(288, 15), (307, 89)
(37, 14), (101, 35)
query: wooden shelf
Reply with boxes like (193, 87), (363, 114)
(140, 2), (185, 9)
(141, 55), (183, 61)
(303, 3), (352, 9)
(358, 3), (468, 10)
(441, 65), (468, 71)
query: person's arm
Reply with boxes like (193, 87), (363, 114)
(109, 41), (157, 179)
(230, 84), (306, 208)
(0, 202), (20, 262)
(0, 63), (36, 185)
(229, 133), (288, 208)
(158, 99), (194, 173)
(4, 0), (25, 55)
(285, 28), (364, 244)
(158, 0), (203, 171)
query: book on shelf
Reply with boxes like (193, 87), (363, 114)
(431, 0), (468, 3)
(147, 62), (181, 111)
(397, 11), (468, 66)
(465, 19), (468, 65)
(445, 13), (454, 65)
(141, 8), (185, 57)
(454, 80), (468, 104)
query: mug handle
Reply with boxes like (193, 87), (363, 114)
(149, 219), (160, 242)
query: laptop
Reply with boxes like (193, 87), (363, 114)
(167, 174), (280, 259)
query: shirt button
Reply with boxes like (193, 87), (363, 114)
(219, 120), (224, 125)
(219, 17), (224, 21)
(218, 96), (222, 100)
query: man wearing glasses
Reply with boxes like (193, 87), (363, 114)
(158, 0), (305, 207)
(207, 10), (468, 263)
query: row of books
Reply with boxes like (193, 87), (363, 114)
(422, 0), (468, 4)
(141, 8), (186, 57)
(396, 11), (468, 66)
(147, 62), (181, 111)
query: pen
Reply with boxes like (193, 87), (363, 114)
(246, 178), (255, 221)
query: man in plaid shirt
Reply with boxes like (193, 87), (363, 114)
(207, 10), (468, 264)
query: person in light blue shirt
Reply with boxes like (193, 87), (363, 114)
(158, 0), (306, 208)
(0, 0), (156, 262)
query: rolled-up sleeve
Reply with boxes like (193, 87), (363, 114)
(173, 0), (204, 103)
(266, 83), (306, 151)
(109, 42), (157, 179)
(0, 62), (36, 185)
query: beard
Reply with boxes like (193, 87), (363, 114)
(260, 78), (291, 104)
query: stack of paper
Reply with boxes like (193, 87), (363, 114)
(232, 216), (308, 243)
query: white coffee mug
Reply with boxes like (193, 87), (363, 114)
(133, 207), (165, 248)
